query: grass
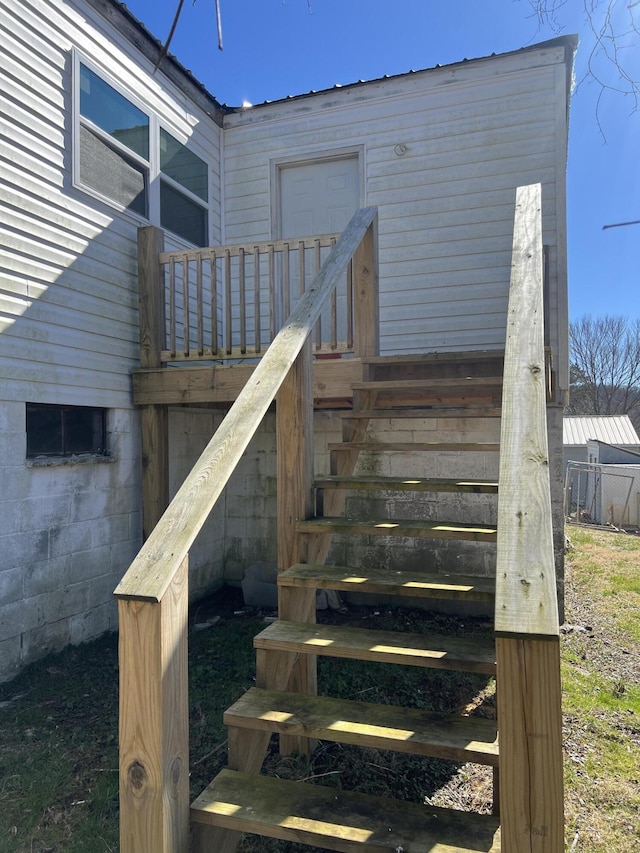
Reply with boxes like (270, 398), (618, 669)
(561, 526), (640, 851)
(0, 526), (638, 852)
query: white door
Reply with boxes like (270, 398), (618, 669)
(278, 156), (360, 238)
(276, 156), (361, 334)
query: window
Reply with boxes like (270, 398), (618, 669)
(26, 404), (107, 459)
(75, 57), (210, 245)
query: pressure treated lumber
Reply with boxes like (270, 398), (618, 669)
(497, 636), (564, 851)
(351, 377), (502, 391)
(118, 557), (189, 853)
(362, 350), (504, 367)
(495, 182), (559, 636)
(296, 517), (498, 543)
(341, 406), (502, 419)
(191, 769), (502, 852)
(115, 207), (378, 603)
(225, 687), (499, 765)
(254, 621), (496, 674)
(278, 563), (496, 602)
(315, 475), (498, 494)
(494, 184), (564, 850)
(328, 441), (501, 453)
(132, 357), (363, 406)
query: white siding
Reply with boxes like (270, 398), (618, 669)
(0, 0), (223, 682)
(0, 0), (222, 407)
(223, 45), (569, 372)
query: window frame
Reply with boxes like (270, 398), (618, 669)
(72, 51), (211, 246)
(26, 403), (109, 460)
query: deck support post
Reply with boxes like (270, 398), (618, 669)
(117, 556), (189, 853)
(276, 336), (316, 755)
(496, 636), (564, 850)
(137, 226), (169, 538)
(353, 214), (379, 359)
(495, 185), (564, 852)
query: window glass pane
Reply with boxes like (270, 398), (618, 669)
(160, 180), (208, 246)
(26, 405), (63, 457)
(160, 129), (208, 202)
(80, 64), (149, 159)
(65, 409), (105, 454)
(80, 124), (148, 216)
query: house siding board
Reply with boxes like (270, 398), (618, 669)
(0, 0), (222, 409)
(223, 52), (565, 362)
(0, 0), (222, 682)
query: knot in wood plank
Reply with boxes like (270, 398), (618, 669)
(128, 761), (147, 791)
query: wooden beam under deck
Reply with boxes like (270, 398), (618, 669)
(132, 357), (364, 407)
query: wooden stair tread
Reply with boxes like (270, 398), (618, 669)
(225, 687), (499, 765)
(191, 769), (501, 852)
(362, 351), (504, 366)
(328, 441), (500, 452)
(255, 621), (496, 674)
(352, 378), (502, 391)
(342, 407), (502, 419)
(297, 517), (498, 543)
(315, 475), (498, 494)
(279, 563), (495, 602)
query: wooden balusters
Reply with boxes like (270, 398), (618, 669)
(224, 248), (232, 355)
(153, 224), (371, 360)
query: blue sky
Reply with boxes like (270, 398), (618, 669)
(123, 0), (639, 322)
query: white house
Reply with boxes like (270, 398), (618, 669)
(0, 0), (575, 681)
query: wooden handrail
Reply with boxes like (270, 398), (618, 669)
(495, 183), (558, 636)
(495, 183), (564, 851)
(117, 207), (377, 853)
(116, 205), (378, 604)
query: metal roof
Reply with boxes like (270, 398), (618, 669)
(103, 2), (576, 114)
(563, 415), (640, 447)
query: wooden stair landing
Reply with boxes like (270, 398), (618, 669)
(191, 769), (501, 853)
(255, 621), (496, 675)
(225, 687), (499, 765)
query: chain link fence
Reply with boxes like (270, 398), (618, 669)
(564, 462), (640, 529)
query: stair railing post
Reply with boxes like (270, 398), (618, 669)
(118, 555), (190, 853)
(137, 225), (169, 538)
(353, 213), (379, 358)
(275, 334), (316, 754)
(495, 184), (564, 851)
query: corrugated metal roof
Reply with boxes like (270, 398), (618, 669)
(106, 3), (576, 114)
(235, 36), (577, 111)
(563, 415), (640, 447)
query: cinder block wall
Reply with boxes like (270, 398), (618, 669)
(0, 403), (142, 683)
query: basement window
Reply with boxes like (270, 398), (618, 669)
(26, 404), (107, 459)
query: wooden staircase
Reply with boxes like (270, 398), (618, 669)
(191, 352), (505, 852)
(117, 189), (563, 853)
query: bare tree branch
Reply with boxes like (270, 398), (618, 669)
(523, 0), (640, 136)
(569, 315), (640, 431)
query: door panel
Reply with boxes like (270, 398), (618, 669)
(277, 156), (360, 336)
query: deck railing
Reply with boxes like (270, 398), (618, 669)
(115, 207), (379, 853)
(495, 183), (564, 851)
(153, 232), (366, 361)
